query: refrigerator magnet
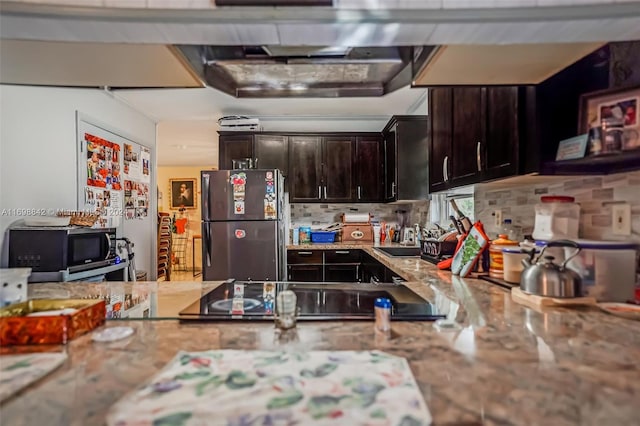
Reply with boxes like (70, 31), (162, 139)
(264, 199), (277, 219)
(233, 283), (245, 298)
(231, 298), (245, 315)
(265, 171), (273, 180)
(234, 201), (245, 214)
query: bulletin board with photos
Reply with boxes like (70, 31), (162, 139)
(78, 117), (152, 228)
(123, 142), (151, 221)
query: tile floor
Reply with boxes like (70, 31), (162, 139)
(166, 269), (202, 282)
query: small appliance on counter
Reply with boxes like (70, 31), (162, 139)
(6, 223), (128, 283)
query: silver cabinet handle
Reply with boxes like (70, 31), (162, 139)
(391, 182), (396, 197)
(297, 251), (313, 255)
(335, 250), (350, 254)
(318, 186), (321, 199)
(324, 186), (327, 199)
(443, 156), (449, 182)
(477, 142), (482, 172)
(357, 186), (362, 200)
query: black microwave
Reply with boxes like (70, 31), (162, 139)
(8, 226), (118, 275)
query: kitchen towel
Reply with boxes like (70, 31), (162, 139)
(107, 350), (431, 425)
(0, 352), (68, 402)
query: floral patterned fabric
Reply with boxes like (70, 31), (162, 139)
(0, 352), (68, 402)
(107, 350), (431, 426)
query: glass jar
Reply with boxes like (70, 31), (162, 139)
(532, 196), (580, 241)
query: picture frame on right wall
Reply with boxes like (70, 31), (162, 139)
(579, 85), (640, 154)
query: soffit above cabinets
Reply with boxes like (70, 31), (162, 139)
(412, 43), (605, 86)
(0, 40), (203, 89)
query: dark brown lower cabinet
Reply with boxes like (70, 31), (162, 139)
(287, 249), (399, 283)
(324, 264), (360, 282)
(288, 265), (323, 282)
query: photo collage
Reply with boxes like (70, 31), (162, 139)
(85, 133), (123, 228)
(123, 143), (151, 220)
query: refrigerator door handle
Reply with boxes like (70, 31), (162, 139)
(202, 173), (210, 221)
(204, 225), (212, 267)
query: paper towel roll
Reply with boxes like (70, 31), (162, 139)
(343, 213), (371, 223)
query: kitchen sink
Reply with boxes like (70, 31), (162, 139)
(374, 247), (421, 257)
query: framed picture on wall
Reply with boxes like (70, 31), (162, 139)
(578, 85), (640, 151)
(170, 178), (197, 209)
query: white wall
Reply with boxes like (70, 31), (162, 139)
(0, 85), (157, 277)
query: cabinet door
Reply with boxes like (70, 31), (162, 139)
(323, 136), (354, 202)
(288, 265), (323, 282)
(218, 134), (254, 170)
(324, 265), (359, 282)
(429, 88), (453, 193)
(254, 134), (288, 176)
(383, 128), (397, 202)
(484, 87), (519, 180)
(355, 135), (383, 202)
(288, 136), (322, 203)
(451, 88), (486, 186)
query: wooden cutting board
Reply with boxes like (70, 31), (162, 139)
(511, 287), (597, 308)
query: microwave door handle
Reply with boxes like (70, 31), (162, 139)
(104, 233), (111, 260)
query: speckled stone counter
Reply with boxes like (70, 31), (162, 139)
(2, 245), (640, 425)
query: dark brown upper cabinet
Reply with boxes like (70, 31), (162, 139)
(383, 127), (396, 202)
(383, 116), (429, 202)
(288, 136), (323, 203)
(451, 87), (486, 187)
(323, 136), (354, 203)
(254, 134), (288, 176)
(218, 134), (254, 170)
(219, 131), (384, 203)
(429, 88), (453, 193)
(355, 135), (384, 202)
(484, 87), (519, 180)
(428, 87), (523, 192)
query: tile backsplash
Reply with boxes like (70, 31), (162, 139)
(290, 201), (429, 228)
(475, 171), (640, 241)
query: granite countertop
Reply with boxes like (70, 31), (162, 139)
(2, 244), (640, 425)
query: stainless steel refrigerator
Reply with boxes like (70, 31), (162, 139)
(201, 169), (286, 281)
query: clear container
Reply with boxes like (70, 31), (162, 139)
(502, 248), (530, 284)
(564, 239), (639, 302)
(532, 196), (580, 241)
(374, 297), (391, 332)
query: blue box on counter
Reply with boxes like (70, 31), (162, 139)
(311, 231), (336, 243)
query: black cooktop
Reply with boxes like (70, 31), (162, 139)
(179, 280), (444, 321)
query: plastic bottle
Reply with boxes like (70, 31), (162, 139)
(374, 297), (391, 332)
(501, 219), (514, 241)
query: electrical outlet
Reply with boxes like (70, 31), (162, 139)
(494, 209), (503, 228)
(612, 203), (631, 236)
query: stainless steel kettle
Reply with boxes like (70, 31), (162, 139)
(520, 240), (583, 298)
